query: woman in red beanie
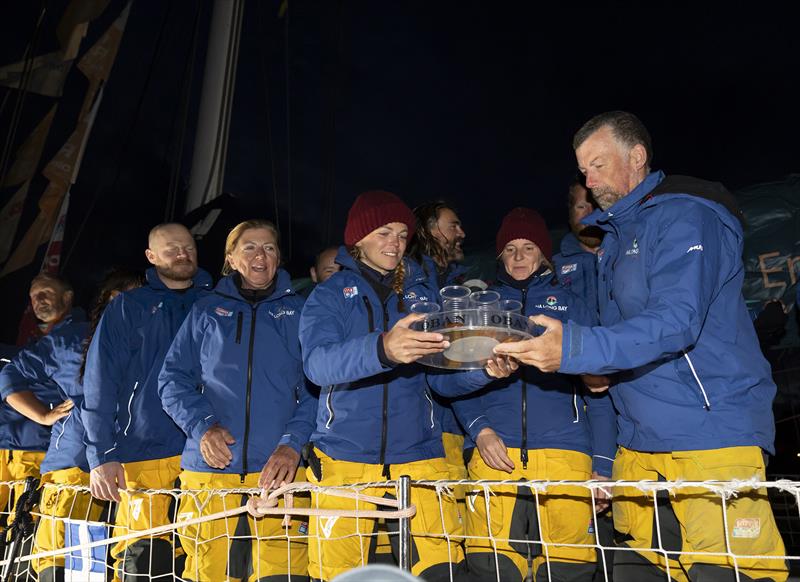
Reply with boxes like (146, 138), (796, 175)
(298, 190), (466, 581)
(447, 207), (618, 582)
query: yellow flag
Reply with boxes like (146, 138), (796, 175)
(0, 52), (73, 98)
(0, 182), (65, 276)
(0, 181), (31, 263)
(1, 105), (57, 188)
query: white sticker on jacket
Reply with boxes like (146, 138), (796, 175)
(343, 286), (358, 299)
(732, 517), (760, 538)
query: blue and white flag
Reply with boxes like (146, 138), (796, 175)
(64, 519), (108, 582)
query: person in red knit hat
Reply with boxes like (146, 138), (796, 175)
(445, 206), (614, 582)
(300, 190), (492, 581)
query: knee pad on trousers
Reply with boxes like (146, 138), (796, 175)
(116, 538), (173, 579)
(418, 560), (467, 582)
(613, 547), (683, 582)
(465, 552), (524, 582)
(534, 561), (595, 582)
(688, 562), (778, 582)
(37, 566), (64, 582)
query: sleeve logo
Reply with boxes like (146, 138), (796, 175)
(686, 244), (704, 253)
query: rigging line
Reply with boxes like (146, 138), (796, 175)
(63, 2), (172, 269)
(213, 0), (244, 199)
(257, 1), (281, 230)
(283, 0), (292, 260)
(0, 1), (48, 190)
(192, 0), (242, 209)
(165, 0), (202, 222)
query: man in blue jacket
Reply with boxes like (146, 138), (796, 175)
(496, 111), (787, 582)
(0, 272), (99, 582)
(0, 273), (76, 518)
(82, 223), (212, 580)
(553, 176), (603, 315)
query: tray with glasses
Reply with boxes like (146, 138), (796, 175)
(409, 286), (538, 370)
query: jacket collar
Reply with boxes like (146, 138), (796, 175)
(584, 170), (665, 227)
(145, 267), (213, 291)
(214, 269), (294, 303)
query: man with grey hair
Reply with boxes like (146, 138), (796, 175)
(497, 111), (787, 582)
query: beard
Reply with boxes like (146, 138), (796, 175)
(446, 239), (465, 263)
(157, 260), (197, 282)
(591, 186), (626, 211)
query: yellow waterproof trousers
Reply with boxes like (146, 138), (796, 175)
(0, 449), (11, 513)
(33, 467), (105, 573)
(177, 469), (309, 582)
(612, 446), (788, 582)
(111, 455), (182, 579)
(464, 447), (596, 582)
(306, 449), (464, 581)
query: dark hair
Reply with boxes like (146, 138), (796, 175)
(80, 268), (145, 381)
(409, 201), (453, 268)
(573, 111), (653, 168)
(313, 246), (339, 270)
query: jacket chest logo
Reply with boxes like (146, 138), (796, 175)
(269, 308), (295, 319)
(535, 296), (568, 312)
(151, 301), (163, 314)
(343, 286), (358, 299)
(625, 238), (640, 256)
(560, 263), (577, 275)
(214, 307), (233, 317)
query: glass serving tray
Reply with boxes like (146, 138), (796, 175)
(411, 308), (538, 370)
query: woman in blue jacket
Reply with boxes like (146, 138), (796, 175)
(299, 190), (493, 582)
(450, 208), (617, 582)
(159, 219), (315, 582)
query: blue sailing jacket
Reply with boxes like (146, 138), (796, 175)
(159, 271), (316, 475)
(82, 268), (212, 469)
(553, 233), (599, 316)
(561, 171), (777, 454)
(428, 270), (617, 476)
(300, 247), (443, 465)
(0, 310), (88, 471)
(415, 254), (468, 437)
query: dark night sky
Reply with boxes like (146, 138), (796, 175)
(0, 1), (798, 342)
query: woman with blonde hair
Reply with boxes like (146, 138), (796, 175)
(299, 190), (464, 582)
(160, 219), (315, 581)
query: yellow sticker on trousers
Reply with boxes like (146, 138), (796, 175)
(732, 517), (761, 538)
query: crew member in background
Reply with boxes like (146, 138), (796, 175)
(4, 270), (141, 582)
(160, 219), (314, 581)
(0, 273), (77, 523)
(82, 223), (212, 580)
(408, 202), (470, 498)
(553, 175), (603, 315)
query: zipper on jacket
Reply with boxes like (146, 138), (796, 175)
(521, 381), (528, 470)
(682, 350), (712, 410)
(367, 298), (392, 479)
(235, 312), (243, 344)
(520, 287), (529, 470)
(242, 305), (258, 482)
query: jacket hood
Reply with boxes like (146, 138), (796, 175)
(585, 171), (743, 233)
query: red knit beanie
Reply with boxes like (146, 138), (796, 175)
(344, 190), (416, 246)
(495, 207), (552, 258)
